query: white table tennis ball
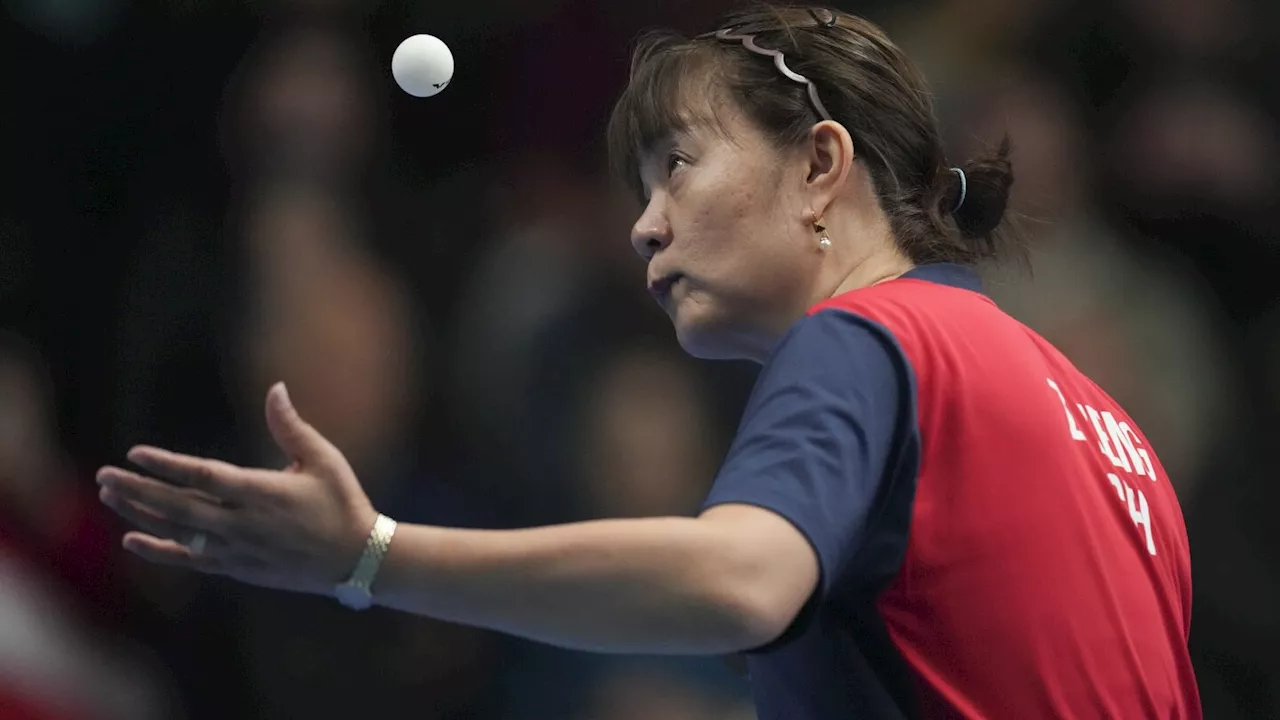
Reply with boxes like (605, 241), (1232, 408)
(392, 34), (454, 98)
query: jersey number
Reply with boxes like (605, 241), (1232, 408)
(1048, 379), (1157, 556)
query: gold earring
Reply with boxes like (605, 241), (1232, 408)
(813, 213), (832, 250)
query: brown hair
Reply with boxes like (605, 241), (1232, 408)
(606, 3), (1021, 266)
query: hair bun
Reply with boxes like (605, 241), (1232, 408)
(951, 136), (1014, 240)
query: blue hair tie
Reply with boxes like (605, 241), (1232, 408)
(951, 168), (967, 212)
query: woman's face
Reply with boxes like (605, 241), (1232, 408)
(631, 102), (823, 362)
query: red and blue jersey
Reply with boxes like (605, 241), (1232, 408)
(702, 264), (1200, 719)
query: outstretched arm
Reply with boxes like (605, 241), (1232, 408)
(376, 506), (815, 654)
(96, 383), (819, 656)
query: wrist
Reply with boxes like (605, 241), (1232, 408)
(333, 513), (398, 610)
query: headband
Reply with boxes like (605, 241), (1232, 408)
(699, 7), (838, 123)
(699, 8), (908, 197)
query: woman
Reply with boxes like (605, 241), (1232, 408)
(97, 6), (1201, 718)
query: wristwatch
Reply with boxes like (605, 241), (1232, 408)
(334, 513), (398, 611)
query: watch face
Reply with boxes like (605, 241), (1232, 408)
(335, 583), (372, 610)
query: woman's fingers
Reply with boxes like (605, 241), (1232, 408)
(125, 446), (255, 501)
(97, 466), (235, 536)
(120, 532), (228, 574)
(101, 485), (196, 541)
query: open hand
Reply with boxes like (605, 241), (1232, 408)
(96, 383), (378, 596)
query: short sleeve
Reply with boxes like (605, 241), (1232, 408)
(701, 308), (917, 598)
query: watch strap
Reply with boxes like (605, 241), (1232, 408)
(335, 513), (397, 609)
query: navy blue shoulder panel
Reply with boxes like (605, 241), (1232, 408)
(702, 307), (919, 595)
(702, 307), (923, 718)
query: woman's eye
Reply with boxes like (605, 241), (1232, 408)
(667, 154), (688, 176)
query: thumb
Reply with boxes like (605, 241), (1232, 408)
(265, 382), (332, 464)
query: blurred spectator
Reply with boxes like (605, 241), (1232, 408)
(887, 0), (1067, 96)
(219, 20), (503, 719)
(494, 338), (752, 717)
(568, 346), (754, 717)
(968, 74), (1236, 500)
(236, 186), (422, 472)
(450, 158), (610, 457)
(0, 332), (173, 720)
(221, 19), (382, 189)
(1107, 79), (1279, 218)
(447, 152), (653, 526)
(573, 345), (720, 519)
(578, 662), (754, 720)
(229, 185), (502, 719)
(1116, 0), (1257, 61)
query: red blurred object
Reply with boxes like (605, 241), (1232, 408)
(0, 689), (84, 720)
(0, 478), (123, 620)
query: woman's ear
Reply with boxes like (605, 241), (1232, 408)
(803, 120), (856, 215)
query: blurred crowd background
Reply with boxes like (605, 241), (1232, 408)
(0, 0), (1276, 717)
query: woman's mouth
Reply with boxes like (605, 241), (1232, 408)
(647, 273), (683, 302)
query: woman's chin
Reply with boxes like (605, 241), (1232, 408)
(672, 309), (740, 361)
